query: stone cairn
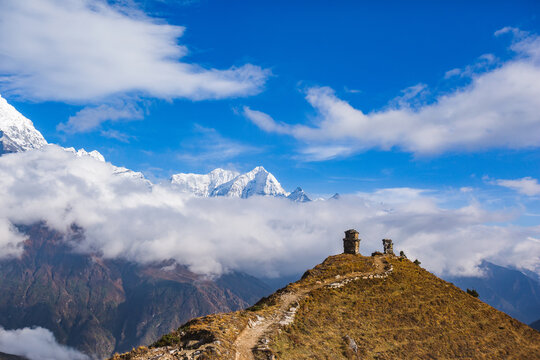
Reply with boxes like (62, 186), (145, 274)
(382, 239), (394, 255)
(343, 229), (360, 254)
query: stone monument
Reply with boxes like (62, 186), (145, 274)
(343, 229), (360, 254)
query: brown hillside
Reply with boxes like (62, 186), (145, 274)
(0, 224), (270, 358)
(112, 254), (540, 360)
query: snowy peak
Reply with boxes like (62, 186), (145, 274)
(171, 167), (289, 198)
(0, 95), (47, 153)
(170, 168), (240, 197)
(287, 187), (312, 202)
(211, 166), (288, 198)
(64, 147), (106, 162)
(113, 166), (152, 187)
(63, 147), (151, 186)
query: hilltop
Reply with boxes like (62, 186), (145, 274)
(111, 252), (540, 359)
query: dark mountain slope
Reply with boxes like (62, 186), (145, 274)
(0, 223), (270, 358)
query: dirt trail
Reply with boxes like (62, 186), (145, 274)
(234, 256), (390, 360)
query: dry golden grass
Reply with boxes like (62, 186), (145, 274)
(269, 257), (540, 359)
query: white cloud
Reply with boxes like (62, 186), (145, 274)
(444, 53), (497, 79)
(100, 129), (135, 143)
(0, 0), (268, 102)
(356, 187), (429, 205)
(58, 101), (143, 133)
(243, 107), (291, 134)
(0, 146), (538, 279)
(495, 177), (540, 196)
(0, 326), (88, 360)
(245, 30), (540, 159)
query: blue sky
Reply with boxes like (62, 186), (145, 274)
(1, 0), (540, 279)
(2, 0), (540, 202)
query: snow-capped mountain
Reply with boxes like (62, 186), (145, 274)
(287, 187), (311, 202)
(64, 147), (106, 162)
(210, 166), (288, 198)
(171, 166), (290, 198)
(0, 95), (150, 186)
(64, 147), (150, 185)
(171, 168), (239, 197)
(113, 166), (152, 186)
(0, 94), (47, 153)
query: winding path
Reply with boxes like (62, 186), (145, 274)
(233, 256), (391, 360)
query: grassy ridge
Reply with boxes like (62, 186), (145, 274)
(269, 257), (540, 359)
(112, 254), (540, 359)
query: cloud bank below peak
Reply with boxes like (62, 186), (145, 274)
(244, 29), (540, 160)
(0, 0), (269, 103)
(0, 145), (539, 279)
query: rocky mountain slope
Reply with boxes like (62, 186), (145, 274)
(113, 253), (540, 360)
(0, 224), (270, 359)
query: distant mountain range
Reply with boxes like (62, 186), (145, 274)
(0, 94), (312, 202)
(170, 167), (312, 201)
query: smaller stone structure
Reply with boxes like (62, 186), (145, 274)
(382, 239), (394, 255)
(343, 229), (360, 255)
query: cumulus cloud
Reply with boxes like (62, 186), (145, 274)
(0, 326), (88, 360)
(0, 0), (268, 102)
(0, 146), (538, 278)
(245, 30), (540, 159)
(495, 177), (540, 196)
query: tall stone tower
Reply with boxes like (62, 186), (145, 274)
(343, 229), (360, 254)
(382, 239), (394, 255)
